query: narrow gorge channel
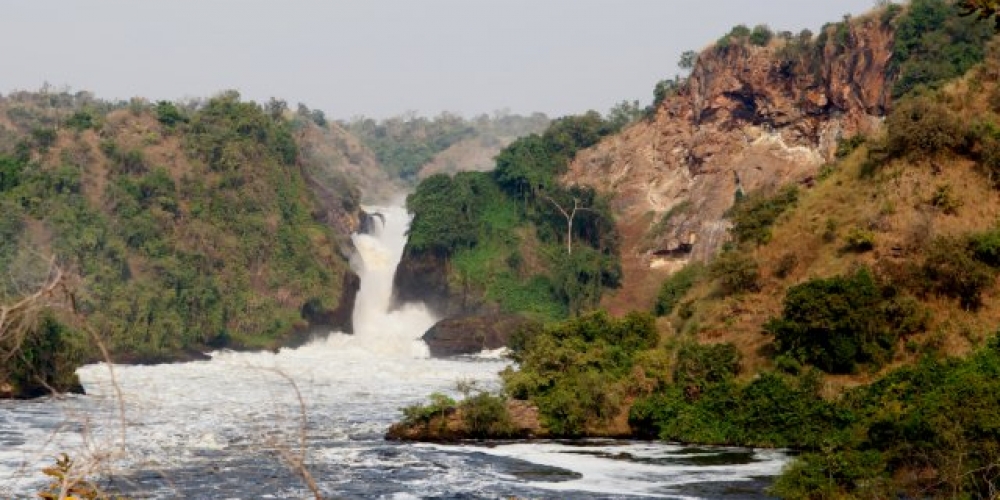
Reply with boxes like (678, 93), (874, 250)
(1, 204), (786, 499)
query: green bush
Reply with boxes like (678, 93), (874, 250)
(916, 236), (995, 310)
(709, 251), (760, 295)
(502, 311), (656, 436)
(969, 228), (1000, 267)
(881, 95), (964, 160)
(892, 0), (994, 98)
(835, 134), (866, 158)
(765, 268), (925, 373)
(672, 342), (741, 389)
(459, 391), (514, 436)
(654, 263), (705, 316)
(629, 370), (850, 448)
(844, 227), (876, 252)
(401, 392), (456, 426)
(749, 24), (774, 46)
(729, 185), (799, 245)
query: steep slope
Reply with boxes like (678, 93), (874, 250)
(0, 90), (365, 396)
(566, 13), (896, 314)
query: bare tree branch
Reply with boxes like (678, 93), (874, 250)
(543, 194), (596, 255)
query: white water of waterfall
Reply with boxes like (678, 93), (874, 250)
(0, 204), (787, 499)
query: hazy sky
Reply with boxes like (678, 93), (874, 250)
(2, 1), (876, 119)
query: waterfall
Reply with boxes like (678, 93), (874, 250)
(329, 205), (435, 357)
(0, 203), (788, 499)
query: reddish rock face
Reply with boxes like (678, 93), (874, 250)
(565, 17), (896, 311)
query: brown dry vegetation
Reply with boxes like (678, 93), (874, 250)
(665, 63), (1000, 386)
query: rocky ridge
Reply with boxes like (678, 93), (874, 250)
(566, 15), (896, 313)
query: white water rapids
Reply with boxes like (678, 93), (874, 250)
(0, 205), (787, 499)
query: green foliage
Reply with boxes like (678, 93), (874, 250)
(0, 154), (26, 192)
(154, 100), (186, 128)
(343, 113), (474, 181)
(0, 313), (85, 398)
(717, 24), (751, 49)
(749, 24), (774, 46)
(0, 90), (353, 365)
(459, 391), (515, 437)
(503, 311), (657, 436)
(880, 95), (964, 160)
(651, 78), (682, 112)
(677, 50), (698, 70)
(892, 0), (995, 98)
(605, 100), (645, 131)
(930, 182), (962, 214)
(405, 173), (483, 255)
(709, 251), (760, 295)
(672, 342), (741, 389)
(968, 227), (1000, 267)
(728, 185), (799, 245)
(654, 263), (705, 316)
(834, 134), (866, 158)
(630, 370), (851, 448)
(776, 341), (1000, 498)
(405, 111), (622, 320)
(765, 268), (926, 373)
(844, 227), (876, 252)
(914, 236), (996, 310)
(65, 109), (96, 132)
(401, 392), (456, 426)
(31, 127), (57, 152)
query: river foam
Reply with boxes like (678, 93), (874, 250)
(0, 204), (787, 499)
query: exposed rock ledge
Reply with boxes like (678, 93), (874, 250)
(422, 314), (533, 357)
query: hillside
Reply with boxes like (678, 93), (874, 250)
(393, 1), (1000, 497)
(341, 112), (550, 184)
(0, 90), (365, 397)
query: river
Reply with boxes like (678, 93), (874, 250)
(0, 205), (787, 499)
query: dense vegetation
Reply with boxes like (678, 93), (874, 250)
(503, 311), (658, 436)
(342, 112), (549, 182)
(396, 3), (1000, 498)
(0, 89), (359, 392)
(401, 111), (625, 320)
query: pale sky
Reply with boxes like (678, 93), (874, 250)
(2, 1), (876, 119)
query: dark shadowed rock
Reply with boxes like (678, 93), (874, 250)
(392, 248), (492, 317)
(421, 314), (532, 357)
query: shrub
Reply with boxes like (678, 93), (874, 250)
(969, 228), (1000, 267)
(401, 392), (455, 426)
(765, 268), (925, 373)
(502, 311), (656, 436)
(916, 237), (995, 310)
(155, 100), (187, 127)
(729, 185), (799, 245)
(749, 25), (774, 46)
(672, 342), (741, 390)
(892, 0), (994, 98)
(459, 391), (514, 437)
(710, 251), (760, 295)
(773, 252), (798, 279)
(654, 263), (705, 316)
(882, 95), (963, 160)
(66, 110), (96, 132)
(930, 183), (962, 214)
(844, 227), (876, 252)
(835, 134), (866, 158)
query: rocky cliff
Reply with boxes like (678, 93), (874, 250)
(566, 15), (896, 313)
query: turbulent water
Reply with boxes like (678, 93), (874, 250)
(0, 205), (787, 499)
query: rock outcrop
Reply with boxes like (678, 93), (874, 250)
(385, 399), (545, 442)
(392, 249), (492, 319)
(421, 314), (533, 357)
(566, 16), (895, 313)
